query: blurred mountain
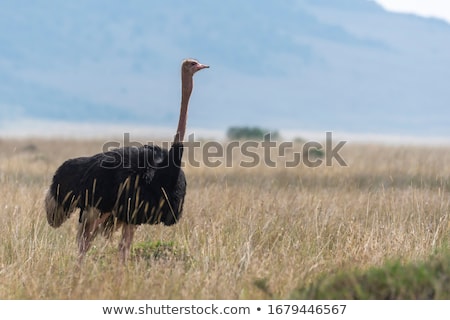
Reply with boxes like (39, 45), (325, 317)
(0, 0), (449, 138)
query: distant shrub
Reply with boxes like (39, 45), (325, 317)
(227, 126), (279, 140)
(307, 146), (324, 159)
(294, 137), (306, 144)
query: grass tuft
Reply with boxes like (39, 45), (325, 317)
(290, 252), (450, 299)
(132, 240), (188, 261)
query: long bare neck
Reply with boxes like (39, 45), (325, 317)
(174, 72), (193, 144)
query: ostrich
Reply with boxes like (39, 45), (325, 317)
(45, 59), (209, 261)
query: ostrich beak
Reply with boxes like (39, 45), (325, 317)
(196, 63), (209, 71)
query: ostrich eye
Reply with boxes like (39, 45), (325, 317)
(190, 61), (197, 66)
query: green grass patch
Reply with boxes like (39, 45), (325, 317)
(132, 240), (187, 261)
(290, 253), (450, 299)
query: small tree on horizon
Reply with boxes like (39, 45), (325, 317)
(226, 126), (280, 140)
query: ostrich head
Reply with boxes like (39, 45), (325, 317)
(182, 58), (209, 76)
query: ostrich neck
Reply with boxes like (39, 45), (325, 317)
(174, 73), (193, 144)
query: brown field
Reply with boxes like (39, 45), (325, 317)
(0, 137), (449, 299)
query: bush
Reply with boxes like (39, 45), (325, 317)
(289, 253), (450, 299)
(226, 126), (279, 140)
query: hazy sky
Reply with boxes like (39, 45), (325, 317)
(376, 0), (450, 23)
(1, 1), (450, 142)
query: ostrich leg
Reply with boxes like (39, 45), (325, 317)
(119, 224), (137, 262)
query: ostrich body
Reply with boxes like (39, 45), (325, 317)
(45, 59), (209, 260)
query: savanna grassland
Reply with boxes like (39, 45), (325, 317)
(0, 137), (450, 299)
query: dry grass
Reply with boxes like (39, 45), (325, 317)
(0, 137), (450, 299)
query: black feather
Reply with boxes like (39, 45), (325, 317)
(48, 143), (186, 226)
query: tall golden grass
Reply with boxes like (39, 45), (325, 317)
(0, 138), (449, 299)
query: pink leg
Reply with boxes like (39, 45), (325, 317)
(77, 210), (111, 262)
(119, 224), (137, 262)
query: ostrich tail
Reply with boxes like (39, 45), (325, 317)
(45, 189), (73, 228)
